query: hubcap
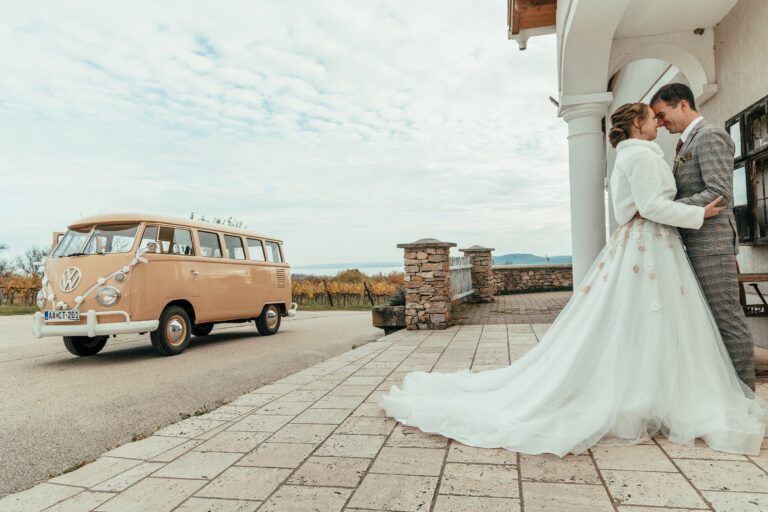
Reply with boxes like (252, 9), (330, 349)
(265, 307), (279, 329)
(82, 337), (103, 347)
(167, 316), (186, 346)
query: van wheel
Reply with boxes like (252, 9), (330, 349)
(192, 323), (214, 337)
(256, 304), (281, 336)
(150, 306), (191, 356)
(63, 336), (108, 356)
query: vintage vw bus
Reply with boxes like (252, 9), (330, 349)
(33, 214), (297, 356)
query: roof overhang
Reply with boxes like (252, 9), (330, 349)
(507, 0), (557, 50)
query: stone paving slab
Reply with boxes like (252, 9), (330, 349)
(454, 291), (573, 324)
(1, 325), (767, 512)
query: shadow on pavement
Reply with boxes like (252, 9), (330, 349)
(35, 330), (267, 366)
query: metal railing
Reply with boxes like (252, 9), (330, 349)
(450, 256), (474, 300)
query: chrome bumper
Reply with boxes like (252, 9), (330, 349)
(32, 310), (159, 338)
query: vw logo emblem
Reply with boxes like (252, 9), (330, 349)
(59, 267), (82, 293)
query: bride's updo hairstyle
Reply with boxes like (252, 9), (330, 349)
(608, 102), (649, 148)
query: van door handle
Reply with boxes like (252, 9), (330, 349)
(191, 270), (199, 276)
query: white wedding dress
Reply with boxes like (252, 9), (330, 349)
(380, 138), (768, 456)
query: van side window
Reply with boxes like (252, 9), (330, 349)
(158, 226), (195, 255)
(265, 241), (283, 263)
(140, 225), (159, 252)
(173, 229), (194, 255)
(224, 235), (245, 260)
(199, 231), (222, 258)
(247, 239), (266, 262)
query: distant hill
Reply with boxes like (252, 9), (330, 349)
(493, 253), (572, 265)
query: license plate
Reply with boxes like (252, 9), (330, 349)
(44, 310), (80, 322)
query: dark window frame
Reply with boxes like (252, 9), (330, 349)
(727, 93), (768, 244)
(246, 238), (267, 262)
(198, 230), (224, 259)
(223, 234), (246, 260)
(264, 241), (283, 263)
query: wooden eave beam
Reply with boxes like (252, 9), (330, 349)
(509, 0), (557, 35)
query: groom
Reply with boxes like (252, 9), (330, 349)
(650, 82), (756, 391)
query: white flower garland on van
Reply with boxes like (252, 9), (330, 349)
(40, 247), (151, 311)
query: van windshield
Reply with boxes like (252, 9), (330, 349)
(83, 224), (140, 255)
(52, 226), (92, 257)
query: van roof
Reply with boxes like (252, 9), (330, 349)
(69, 213), (282, 242)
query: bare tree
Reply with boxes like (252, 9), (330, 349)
(0, 244), (11, 275)
(14, 246), (49, 276)
(0, 260), (12, 274)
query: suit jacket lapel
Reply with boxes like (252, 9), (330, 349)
(673, 121), (706, 177)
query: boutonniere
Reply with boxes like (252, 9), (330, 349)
(675, 152), (692, 165)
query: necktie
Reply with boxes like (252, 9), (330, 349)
(676, 139), (683, 156)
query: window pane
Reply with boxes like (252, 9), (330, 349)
(224, 235), (245, 260)
(265, 241), (282, 263)
(729, 121), (742, 160)
(247, 239), (266, 261)
(747, 103), (768, 154)
(756, 157), (768, 238)
(198, 231), (222, 258)
(158, 226), (174, 253)
(52, 226), (91, 257)
(84, 224), (139, 254)
(139, 226), (159, 252)
(173, 229), (194, 256)
(734, 165), (748, 207)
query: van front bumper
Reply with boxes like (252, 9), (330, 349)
(32, 310), (159, 338)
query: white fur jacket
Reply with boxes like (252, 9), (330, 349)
(610, 138), (704, 229)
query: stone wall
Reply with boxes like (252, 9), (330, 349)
(460, 246), (495, 303)
(398, 238), (455, 330)
(493, 264), (573, 294)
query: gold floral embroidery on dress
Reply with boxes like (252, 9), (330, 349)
(598, 262), (605, 270)
(653, 223), (662, 239)
(602, 274), (608, 282)
(621, 224), (632, 247)
(638, 245), (646, 252)
(648, 271), (656, 280)
(581, 284), (592, 294)
(632, 264), (640, 273)
(680, 286), (685, 295)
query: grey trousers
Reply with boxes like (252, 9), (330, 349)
(688, 252), (756, 390)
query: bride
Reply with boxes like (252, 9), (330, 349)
(380, 102), (768, 456)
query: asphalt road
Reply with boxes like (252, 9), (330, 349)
(0, 311), (381, 497)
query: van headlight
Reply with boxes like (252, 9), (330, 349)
(96, 286), (121, 307)
(36, 289), (46, 309)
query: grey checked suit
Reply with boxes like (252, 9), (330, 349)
(674, 120), (755, 390)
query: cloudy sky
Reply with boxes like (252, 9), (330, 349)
(0, 1), (569, 266)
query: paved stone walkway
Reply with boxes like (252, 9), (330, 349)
(2, 324), (767, 512)
(454, 291), (572, 324)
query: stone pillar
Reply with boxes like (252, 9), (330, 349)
(397, 238), (456, 330)
(561, 96), (611, 287)
(460, 245), (495, 303)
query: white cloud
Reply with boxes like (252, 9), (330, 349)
(0, 0), (570, 265)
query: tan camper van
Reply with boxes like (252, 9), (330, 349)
(32, 214), (297, 357)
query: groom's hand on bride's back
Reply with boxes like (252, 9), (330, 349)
(703, 195), (725, 218)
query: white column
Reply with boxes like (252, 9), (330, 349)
(560, 95), (612, 287)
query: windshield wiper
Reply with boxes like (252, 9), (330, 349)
(64, 252), (88, 257)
